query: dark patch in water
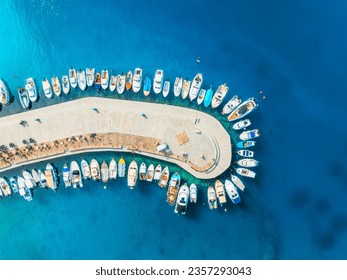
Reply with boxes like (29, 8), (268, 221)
(328, 161), (344, 179)
(289, 189), (310, 209)
(331, 214), (347, 234)
(318, 231), (336, 250)
(314, 199), (331, 214)
(159, 247), (166, 256)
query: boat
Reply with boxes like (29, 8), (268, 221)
(236, 168), (256, 178)
(173, 76), (183, 97)
(211, 83), (229, 108)
(117, 74), (126, 94)
(22, 170), (35, 189)
(18, 87), (30, 109)
(25, 77), (38, 102)
(51, 76), (62, 96)
(214, 180), (227, 206)
(132, 67), (142, 93)
(156, 143), (167, 152)
(203, 86), (213, 107)
(86, 68), (95, 87)
(23, 186), (33, 201)
(109, 159), (117, 179)
(31, 169), (40, 184)
(100, 161), (109, 183)
(109, 75), (117, 92)
(162, 80), (170, 97)
(153, 69), (164, 94)
(118, 157), (126, 177)
(45, 164), (58, 191)
(62, 75), (70, 94)
(125, 70), (133, 91)
(189, 183), (197, 203)
(18, 177), (33, 201)
(95, 72), (101, 91)
(127, 160), (138, 189)
(231, 174), (246, 191)
(181, 78), (191, 99)
(240, 129), (261, 140)
(9, 177), (19, 193)
(42, 78), (53, 98)
(90, 159), (100, 181)
(0, 79), (10, 105)
(139, 162), (147, 180)
(62, 163), (71, 188)
(237, 149), (254, 158)
(196, 89), (206, 105)
(236, 141), (256, 149)
(158, 166), (169, 188)
(143, 76), (151, 96)
(225, 180), (241, 204)
(69, 68), (78, 88)
(0, 178), (12, 196)
(174, 183), (189, 214)
(227, 98), (259, 122)
(153, 164), (162, 181)
(207, 186), (217, 210)
(146, 164), (154, 182)
(38, 170), (47, 188)
(70, 161), (83, 188)
(222, 95), (242, 115)
(188, 73), (203, 101)
(77, 69), (87, 91)
(232, 119), (251, 130)
(237, 158), (259, 167)
(166, 172), (181, 206)
(81, 159), (91, 180)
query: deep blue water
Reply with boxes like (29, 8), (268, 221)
(0, 0), (347, 259)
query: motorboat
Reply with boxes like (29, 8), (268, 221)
(9, 177), (19, 193)
(117, 74), (126, 94)
(158, 166), (169, 188)
(62, 163), (71, 188)
(189, 73), (203, 101)
(109, 158), (117, 180)
(237, 149), (254, 158)
(222, 95), (242, 115)
(207, 186), (218, 210)
(69, 68), (78, 88)
(174, 183), (189, 214)
(231, 174), (246, 191)
(240, 129), (261, 140)
(236, 141), (256, 149)
(153, 69), (164, 94)
(18, 87), (30, 109)
(42, 78), (53, 98)
(181, 78), (191, 99)
(90, 159), (100, 181)
(95, 72), (101, 91)
(196, 89), (206, 105)
(139, 162), (147, 180)
(225, 180), (241, 204)
(101, 69), (109, 90)
(22, 170), (35, 189)
(51, 76), (62, 96)
(237, 158), (259, 167)
(62, 75), (70, 94)
(232, 119), (251, 130)
(166, 172), (180, 206)
(101, 161), (109, 183)
(45, 163), (58, 191)
(125, 70), (133, 91)
(236, 168), (256, 178)
(153, 164), (162, 181)
(18, 178), (33, 202)
(132, 67), (142, 93)
(31, 169), (40, 184)
(143, 76), (151, 96)
(215, 180), (227, 206)
(70, 161), (83, 188)
(25, 77), (38, 102)
(162, 80), (170, 97)
(0, 178), (12, 196)
(118, 157), (126, 177)
(203, 86), (213, 107)
(189, 183), (197, 203)
(77, 69), (87, 91)
(146, 164), (154, 182)
(86, 68), (95, 87)
(38, 170), (47, 188)
(127, 160), (138, 189)
(227, 98), (258, 122)
(81, 159), (91, 179)
(173, 76), (183, 97)
(109, 75), (117, 92)
(211, 83), (229, 108)
(0, 79), (10, 105)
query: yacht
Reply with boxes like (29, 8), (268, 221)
(109, 75), (117, 92)
(188, 73), (203, 101)
(42, 78), (53, 98)
(0, 178), (12, 196)
(203, 86), (213, 107)
(109, 158), (117, 180)
(139, 162), (147, 180)
(197, 89), (206, 105)
(181, 78), (191, 99)
(117, 74), (126, 94)
(162, 80), (170, 97)
(18, 88), (30, 109)
(227, 98), (259, 122)
(189, 183), (197, 203)
(173, 76), (183, 97)
(62, 75), (70, 94)
(236, 141), (256, 149)
(22, 170), (35, 189)
(143, 76), (151, 96)
(0, 79), (10, 105)
(125, 70), (133, 91)
(95, 72), (101, 91)
(62, 163), (71, 188)
(45, 163), (58, 191)
(232, 119), (251, 130)
(231, 174), (246, 191)
(31, 169), (40, 184)
(215, 180), (227, 206)
(101, 161), (109, 183)
(158, 166), (169, 188)
(240, 129), (261, 140)
(118, 157), (126, 177)
(86, 68), (95, 87)
(153, 164), (162, 181)
(225, 180), (241, 204)
(166, 172), (180, 206)
(77, 69), (87, 91)
(51, 76), (62, 96)
(236, 168), (256, 178)
(101, 69), (109, 90)
(9, 177), (19, 194)
(207, 186), (218, 210)
(38, 170), (47, 188)
(237, 149), (254, 158)
(211, 83), (229, 108)
(70, 160), (83, 188)
(90, 159), (101, 181)
(174, 183), (189, 215)
(127, 160), (138, 189)
(69, 68), (78, 88)
(146, 164), (154, 182)
(25, 77), (38, 102)
(222, 95), (242, 115)
(153, 69), (164, 94)
(81, 159), (91, 179)
(237, 158), (259, 167)
(132, 68), (142, 93)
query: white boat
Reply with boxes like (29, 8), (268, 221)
(207, 186), (218, 210)
(17, 176), (26, 191)
(215, 180), (227, 206)
(166, 172), (180, 206)
(0, 79), (10, 105)
(231, 174), (246, 191)
(237, 149), (254, 158)
(51, 76), (62, 96)
(45, 164), (57, 191)
(38, 170), (47, 188)
(42, 78), (53, 98)
(156, 143), (167, 152)
(188, 73), (203, 101)
(228, 98), (258, 122)
(62, 163), (71, 188)
(162, 80), (170, 97)
(117, 74), (126, 94)
(225, 180), (241, 204)
(222, 95), (242, 115)
(153, 69), (164, 94)
(90, 159), (100, 181)
(9, 177), (19, 193)
(101, 69), (109, 90)
(109, 158), (117, 180)
(153, 164), (162, 181)
(232, 119), (251, 130)
(70, 161), (83, 188)
(109, 75), (117, 92)
(196, 89), (206, 105)
(118, 157), (126, 177)
(125, 70), (133, 91)
(211, 83), (229, 108)
(237, 158), (259, 167)
(132, 67), (142, 93)
(77, 69), (87, 91)
(25, 77), (38, 102)
(236, 168), (256, 178)
(181, 78), (191, 99)
(101, 161), (109, 183)
(81, 159), (91, 180)
(158, 166), (169, 188)
(240, 129), (261, 140)
(189, 183), (197, 203)
(86, 68), (95, 87)
(69, 68), (78, 88)
(0, 178), (12, 196)
(146, 164), (154, 182)
(31, 169), (40, 184)
(173, 76), (183, 97)
(174, 183), (189, 214)
(22, 170), (35, 189)
(62, 75), (70, 94)
(127, 160), (138, 189)
(18, 88), (30, 109)
(139, 162), (147, 180)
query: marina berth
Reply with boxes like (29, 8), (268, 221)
(173, 76), (183, 97)
(81, 159), (91, 179)
(109, 75), (117, 92)
(101, 161), (109, 183)
(222, 95), (242, 115)
(214, 180), (227, 206)
(231, 174), (246, 191)
(143, 76), (151, 96)
(162, 79), (170, 97)
(62, 163), (71, 188)
(25, 77), (38, 102)
(211, 83), (229, 108)
(51, 76), (62, 96)
(45, 163), (58, 191)
(77, 69), (87, 91)
(42, 78), (53, 99)
(146, 164), (154, 182)
(70, 161), (83, 188)
(189, 183), (197, 203)
(0, 79), (10, 106)
(117, 74), (126, 94)
(153, 164), (162, 181)
(225, 180), (241, 204)
(166, 172), (180, 206)
(237, 158), (259, 167)
(69, 68), (78, 88)
(158, 166), (169, 188)
(207, 185), (218, 210)
(118, 157), (126, 177)
(236, 140), (256, 149)
(38, 170), (47, 188)
(86, 68), (95, 87)
(31, 169), (40, 184)
(9, 177), (19, 193)
(153, 69), (164, 94)
(95, 72), (101, 91)
(127, 160), (138, 189)
(0, 178), (12, 196)
(101, 69), (109, 90)
(174, 182), (189, 215)
(132, 68), (142, 93)
(227, 97), (258, 122)
(90, 159), (100, 181)
(22, 170), (35, 189)
(181, 78), (191, 99)
(62, 75), (70, 94)
(239, 129), (261, 140)
(109, 158), (117, 180)
(237, 149), (254, 158)
(236, 167), (256, 178)
(18, 87), (30, 109)
(125, 70), (133, 91)
(188, 73), (203, 101)
(139, 162), (147, 180)
(197, 89), (206, 105)
(203, 86), (213, 107)
(232, 119), (251, 130)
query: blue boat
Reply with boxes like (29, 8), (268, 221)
(9, 177), (19, 193)
(204, 87), (213, 107)
(236, 141), (256, 149)
(143, 76), (151, 96)
(23, 187), (33, 202)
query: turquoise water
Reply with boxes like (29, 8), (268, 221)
(1, 0), (347, 259)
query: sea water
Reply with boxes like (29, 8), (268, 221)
(0, 0), (347, 259)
